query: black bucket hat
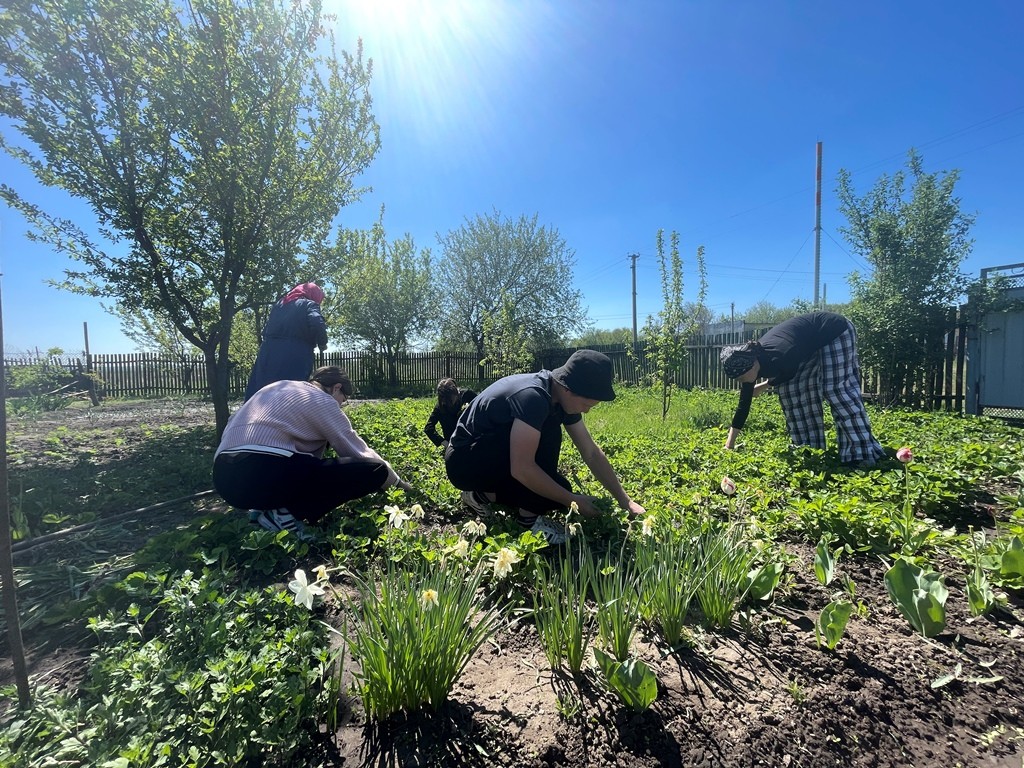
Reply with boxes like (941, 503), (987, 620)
(552, 350), (616, 401)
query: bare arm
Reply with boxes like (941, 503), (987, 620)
(509, 420), (578, 508)
(565, 421), (645, 517)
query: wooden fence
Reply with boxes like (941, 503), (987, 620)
(3, 319), (970, 409)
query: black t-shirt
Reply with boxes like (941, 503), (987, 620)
(754, 311), (850, 386)
(730, 312), (851, 429)
(449, 371), (581, 449)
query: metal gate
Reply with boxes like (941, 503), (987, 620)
(967, 263), (1024, 419)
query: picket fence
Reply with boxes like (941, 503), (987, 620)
(3, 322), (970, 411)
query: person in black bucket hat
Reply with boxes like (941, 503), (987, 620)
(444, 350), (645, 545)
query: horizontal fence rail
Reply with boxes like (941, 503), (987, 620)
(4, 320), (971, 411)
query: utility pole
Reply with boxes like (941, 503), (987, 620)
(730, 302), (735, 340)
(814, 141), (822, 308)
(629, 253), (639, 346)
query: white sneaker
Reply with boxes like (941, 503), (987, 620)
(253, 509), (313, 541)
(520, 515), (569, 546)
(460, 490), (491, 514)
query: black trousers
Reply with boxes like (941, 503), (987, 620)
(213, 451), (390, 523)
(444, 416), (572, 515)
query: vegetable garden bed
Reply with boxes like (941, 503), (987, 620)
(1, 392), (1022, 767)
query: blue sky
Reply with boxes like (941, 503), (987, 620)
(2, 0), (1023, 354)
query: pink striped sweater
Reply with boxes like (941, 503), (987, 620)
(215, 380), (398, 486)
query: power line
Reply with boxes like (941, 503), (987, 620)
(758, 229), (814, 304)
(823, 228), (869, 272)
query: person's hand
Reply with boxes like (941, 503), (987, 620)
(396, 478), (413, 493)
(570, 494), (603, 517)
(623, 499), (645, 518)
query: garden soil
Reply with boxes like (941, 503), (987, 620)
(4, 400), (1024, 767)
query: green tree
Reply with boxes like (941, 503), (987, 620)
(313, 213), (435, 388)
(435, 210), (587, 364)
(836, 150), (975, 404)
(481, 293), (533, 378)
(0, 0), (379, 435)
(634, 232), (707, 420)
(571, 327), (634, 347)
(733, 300), (798, 326)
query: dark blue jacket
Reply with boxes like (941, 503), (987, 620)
(244, 298), (328, 400)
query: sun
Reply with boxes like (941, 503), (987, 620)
(323, 0), (549, 147)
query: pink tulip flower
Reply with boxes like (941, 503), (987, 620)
(720, 476), (737, 496)
(896, 447), (913, 464)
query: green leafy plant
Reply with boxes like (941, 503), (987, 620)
(532, 529), (595, 676)
(815, 600), (854, 650)
(884, 557), (948, 637)
(694, 520), (758, 629)
(966, 529), (998, 617)
(345, 558), (507, 718)
(1, 571), (333, 766)
(786, 678), (806, 705)
(814, 534), (842, 586)
(1000, 536), (1024, 579)
(592, 550), (642, 662)
(930, 662), (1004, 689)
(892, 453), (935, 555)
(593, 647), (658, 711)
(744, 561), (785, 603)
(635, 519), (701, 646)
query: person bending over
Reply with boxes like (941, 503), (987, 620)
(244, 282), (329, 401)
(214, 366), (411, 539)
(719, 311), (884, 468)
(444, 350), (645, 545)
(424, 378), (477, 450)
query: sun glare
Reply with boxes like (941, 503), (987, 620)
(326, 0), (554, 148)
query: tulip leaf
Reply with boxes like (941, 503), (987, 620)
(884, 559), (948, 638)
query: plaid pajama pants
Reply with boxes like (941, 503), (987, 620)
(774, 321), (883, 463)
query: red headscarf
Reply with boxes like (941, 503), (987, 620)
(281, 282), (324, 305)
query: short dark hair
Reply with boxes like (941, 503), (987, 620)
(311, 366), (354, 397)
(436, 378), (458, 396)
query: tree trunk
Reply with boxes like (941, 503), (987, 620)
(204, 345), (232, 440)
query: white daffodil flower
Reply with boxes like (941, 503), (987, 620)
(492, 547), (522, 579)
(462, 520), (486, 537)
(288, 569), (325, 610)
(641, 515), (656, 537)
(448, 538), (470, 558)
(420, 589), (439, 610)
(314, 565), (329, 583)
(387, 505), (410, 528)
(410, 503), (425, 519)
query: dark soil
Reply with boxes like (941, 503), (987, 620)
(4, 400), (1024, 767)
